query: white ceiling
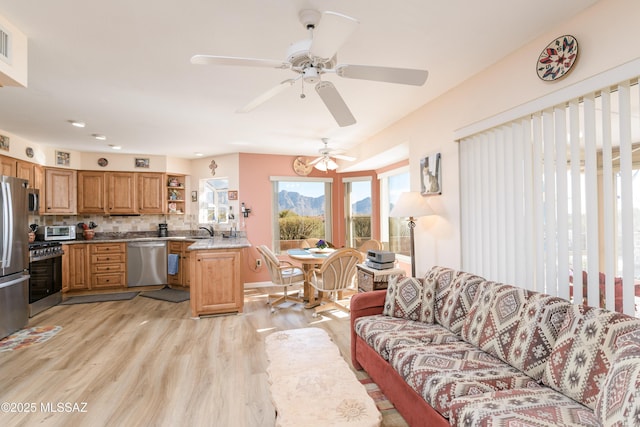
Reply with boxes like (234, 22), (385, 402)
(0, 0), (598, 163)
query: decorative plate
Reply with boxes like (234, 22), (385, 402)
(97, 157), (108, 167)
(25, 147), (34, 158)
(536, 35), (578, 81)
(293, 157), (313, 176)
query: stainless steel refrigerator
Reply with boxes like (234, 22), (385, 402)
(0, 175), (30, 340)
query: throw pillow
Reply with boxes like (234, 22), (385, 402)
(595, 335), (640, 425)
(435, 272), (486, 334)
(542, 306), (640, 409)
(382, 276), (424, 321)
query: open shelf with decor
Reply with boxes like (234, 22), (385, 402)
(166, 174), (185, 214)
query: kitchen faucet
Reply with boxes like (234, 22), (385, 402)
(199, 225), (214, 237)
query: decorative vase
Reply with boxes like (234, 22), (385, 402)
(83, 230), (95, 240)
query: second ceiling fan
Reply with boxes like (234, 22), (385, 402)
(191, 9), (429, 127)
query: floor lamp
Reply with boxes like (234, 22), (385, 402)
(389, 192), (434, 277)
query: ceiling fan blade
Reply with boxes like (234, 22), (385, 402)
(237, 78), (298, 113)
(308, 156), (323, 166)
(315, 81), (356, 127)
(190, 55), (290, 69)
(309, 11), (359, 61)
(336, 64), (428, 86)
(333, 153), (355, 162)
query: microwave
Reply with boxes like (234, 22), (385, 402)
(41, 225), (77, 241)
(27, 188), (39, 213)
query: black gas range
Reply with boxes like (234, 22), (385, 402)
(28, 241), (63, 317)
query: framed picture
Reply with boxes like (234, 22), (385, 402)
(135, 158), (150, 168)
(56, 150), (70, 166)
(420, 153), (442, 196)
(228, 190), (238, 201)
(0, 134), (9, 151)
(191, 191), (198, 202)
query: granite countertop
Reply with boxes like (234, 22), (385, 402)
(56, 232), (251, 249)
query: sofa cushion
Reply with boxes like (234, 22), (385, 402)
(354, 314), (461, 361)
(390, 342), (540, 418)
(421, 266), (456, 323)
(450, 388), (601, 426)
(382, 276), (424, 321)
(461, 282), (527, 361)
(595, 331), (640, 426)
(434, 271), (486, 334)
(505, 293), (573, 381)
(542, 305), (640, 409)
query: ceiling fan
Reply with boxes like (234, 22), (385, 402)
(191, 9), (429, 127)
(308, 138), (355, 171)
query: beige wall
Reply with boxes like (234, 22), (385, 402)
(348, 0), (640, 277)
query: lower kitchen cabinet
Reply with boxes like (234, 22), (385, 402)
(90, 243), (126, 289)
(190, 248), (242, 316)
(62, 244), (90, 291)
(167, 241), (190, 287)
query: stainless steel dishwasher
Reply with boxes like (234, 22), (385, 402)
(127, 241), (167, 287)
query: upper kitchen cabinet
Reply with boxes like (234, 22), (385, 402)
(16, 160), (35, 187)
(77, 171), (107, 214)
(137, 172), (165, 214)
(0, 155), (16, 176)
(166, 174), (185, 214)
(107, 172), (136, 214)
(44, 168), (77, 214)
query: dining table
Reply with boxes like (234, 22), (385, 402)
(286, 248), (335, 308)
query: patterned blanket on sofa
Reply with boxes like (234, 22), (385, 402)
(354, 266), (640, 426)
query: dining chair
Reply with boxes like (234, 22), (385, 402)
(307, 248), (363, 317)
(356, 239), (383, 255)
(257, 245), (304, 312)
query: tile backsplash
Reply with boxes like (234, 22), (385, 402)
(29, 214), (197, 233)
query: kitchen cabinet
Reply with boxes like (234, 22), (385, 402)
(77, 171), (107, 214)
(167, 241), (190, 287)
(90, 243), (126, 289)
(16, 160), (34, 186)
(0, 155), (16, 176)
(190, 248), (242, 316)
(166, 174), (185, 214)
(62, 243), (90, 291)
(107, 172), (136, 214)
(137, 172), (165, 214)
(44, 168), (77, 214)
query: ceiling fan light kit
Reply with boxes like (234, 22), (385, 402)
(191, 8), (428, 127)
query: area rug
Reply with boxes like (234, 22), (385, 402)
(140, 287), (189, 303)
(359, 377), (408, 427)
(59, 292), (138, 305)
(0, 325), (62, 352)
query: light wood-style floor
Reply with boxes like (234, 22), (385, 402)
(0, 286), (408, 427)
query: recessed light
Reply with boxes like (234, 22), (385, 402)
(109, 145), (122, 150)
(92, 134), (107, 141)
(68, 120), (86, 128)
(195, 152), (204, 157)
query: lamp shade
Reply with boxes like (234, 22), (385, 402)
(389, 191), (433, 219)
(314, 157), (338, 171)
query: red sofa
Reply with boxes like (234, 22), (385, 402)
(350, 289), (449, 427)
(350, 266), (640, 426)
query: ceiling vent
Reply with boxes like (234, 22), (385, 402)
(0, 15), (27, 87)
(0, 25), (10, 64)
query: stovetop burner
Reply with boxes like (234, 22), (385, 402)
(29, 241), (64, 262)
(29, 241), (63, 249)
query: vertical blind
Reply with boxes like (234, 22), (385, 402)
(460, 78), (638, 316)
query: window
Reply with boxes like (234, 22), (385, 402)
(344, 178), (372, 248)
(198, 178), (229, 224)
(271, 177), (332, 253)
(380, 167), (410, 257)
(459, 78), (640, 316)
